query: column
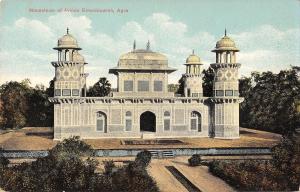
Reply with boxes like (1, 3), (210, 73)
(233, 52), (236, 63)
(164, 72), (168, 93)
(134, 72), (136, 93)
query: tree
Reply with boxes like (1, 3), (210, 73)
(0, 81), (30, 129)
(0, 98), (5, 128)
(26, 85), (53, 127)
(188, 154), (202, 166)
(87, 77), (111, 97)
(239, 68), (300, 134)
(239, 76), (252, 127)
(168, 84), (179, 93)
(202, 67), (215, 97)
(46, 79), (54, 97)
(176, 76), (184, 95)
(134, 150), (152, 168)
(271, 133), (300, 190)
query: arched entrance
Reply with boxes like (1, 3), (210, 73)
(140, 111), (156, 132)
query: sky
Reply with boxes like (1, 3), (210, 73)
(0, 0), (299, 87)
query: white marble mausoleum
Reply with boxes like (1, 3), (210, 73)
(49, 29), (243, 140)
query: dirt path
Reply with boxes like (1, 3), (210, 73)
(149, 157), (234, 192)
(148, 159), (188, 192)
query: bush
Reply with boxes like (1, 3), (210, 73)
(0, 137), (159, 192)
(0, 156), (9, 169)
(135, 150), (152, 168)
(104, 160), (116, 176)
(112, 161), (159, 192)
(51, 136), (92, 157)
(188, 154), (202, 166)
(208, 134), (300, 191)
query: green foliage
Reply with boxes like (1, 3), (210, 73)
(176, 76), (184, 95)
(104, 160), (116, 177)
(112, 156), (159, 192)
(0, 137), (159, 192)
(271, 134), (300, 189)
(209, 134), (300, 191)
(0, 156), (9, 169)
(0, 81), (30, 129)
(134, 150), (152, 168)
(87, 77), (111, 97)
(25, 85), (53, 127)
(168, 84), (179, 93)
(202, 67), (215, 97)
(50, 136), (92, 157)
(188, 154), (202, 166)
(240, 68), (300, 134)
(0, 79), (54, 129)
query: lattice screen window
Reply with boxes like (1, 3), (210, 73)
(164, 111), (171, 131)
(124, 80), (133, 91)
(62, 89), (71, 96)
(125, 111), (132, 131)
(96, 112), (107, 132)
(55, 89), (61, 96)
(154, 81), (163, 92)
(234, 90), (239, 96)
(190, 111), (201, 132)
(191, 119), (197, 130)
(215, 90), (224, 97)
(138, 81), (149, 91)
(225, 90), (233, 96)
(72, 89), (79, 96)
(192, 93), (199, 97)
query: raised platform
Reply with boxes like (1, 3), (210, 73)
(0, 127), (281, 151)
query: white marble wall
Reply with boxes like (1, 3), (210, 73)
(54, 102), (210, 140)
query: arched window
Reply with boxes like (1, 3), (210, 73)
(125, 111), (132, 131)
(190, 111), (201, 132)
(96, 112), (107, 132)
(164, 111), (171, 131)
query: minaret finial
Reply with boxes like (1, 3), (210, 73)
(133, 40), (136, 50)
(192, 49), (195, 55)
(225, 28), (227, 36)
(67, 27), (69, 34)
(146, 40), (150, 50)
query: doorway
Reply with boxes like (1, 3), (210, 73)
(140, 111), (156, 132)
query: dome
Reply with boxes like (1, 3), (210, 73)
(53, 29), (81, 50)
(212, 31), (239, 52)
(186, 52), (201, 64)
(119, 49), (167, 61)
(109, 41), (176, 74)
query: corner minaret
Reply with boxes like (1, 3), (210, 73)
(51, 28), (88, 97)
(210, 30), (243, 139)
(182, 50), (203, 97)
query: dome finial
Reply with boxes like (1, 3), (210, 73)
(225, 28), (227, 36)
(192, 49), (195, 55)
(67, 27), (69, 34)
(133, 40), (136, 50)
(146, 40), (150, 51)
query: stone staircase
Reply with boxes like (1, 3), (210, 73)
(148, 150), (175, 159)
